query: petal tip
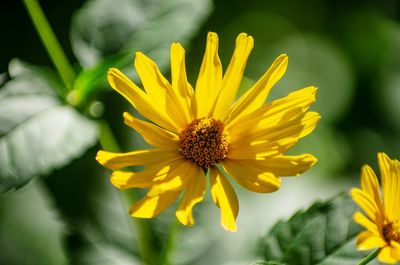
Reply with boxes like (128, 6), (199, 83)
(95, 150), (103, 162)
(278, 53), (289, 61)
(107, 68), (118, 74)
(176, 211), (194, 227)
(350, 188), (362, 199)
(123, 111), (134, 122)
(107, 69), (117, 82)
(306, 155), (318, 168)
(110, 175), (123, 189)
(171, 41), (184, 51)
(135, 51), (144, 57)
(222, 223), (237, 232)
(236, 32), (254, 44)
(207, 31), (219, 41)
(95, 150), (109, 166)
(377, 152), (390, 161)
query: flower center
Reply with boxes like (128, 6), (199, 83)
(179, 117), (230, 168)
(383, 221), (400, 243)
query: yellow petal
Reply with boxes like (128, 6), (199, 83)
(110, 171), (136, 189)
(123, 112), (179, 149)
(361, 165), (385, 218)
(129, 191), (181, 218)
(227, 54), (288, 124)
(226, 86), (317, 139)
(356, 231), (386, 250)
(110, 159), (182, 189)
(134, 52), (168, 106)
(170, 42), (194, 120)
(210, 166), (239, 232)
(222, 159), (281, 193)
(111, 171), (154, 189)
(175, 166), (206, 226)
(212, 33), (254, 120)
(229, 154), (317, 177)
(147, 160), (196, 196)
(351, 188), (380, 222)
(378, 246), (398, 264)
(353, 211), (380, 235)
(390, 241), (400, 260)
(227, 138), (297, 160)
(195, 32), (223, 118)
(378, 152), (400, 221)
(107, 68), (180, 132)
(135, 52), (188, 128)
(231, 111), (320, 145)
(96, 149), (181, 170)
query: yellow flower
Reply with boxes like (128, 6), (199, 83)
(96, 32), (319, 232)
(351, 153), (400, 263)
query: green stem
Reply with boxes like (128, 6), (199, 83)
(98, 120), (120, 152)
(98, 120), (157, 265)
(160, 219), (180, 265)
(22, 0), (75, 91)
(358, 248), (380, 265)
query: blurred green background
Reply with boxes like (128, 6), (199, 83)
(1, 0), (399, 264)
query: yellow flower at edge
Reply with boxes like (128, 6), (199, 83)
(351, 153), (400, 263)
(96, 32), (320, 232)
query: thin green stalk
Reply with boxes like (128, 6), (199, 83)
(98, 120), (157, 265)
(23, 0), (75, 91)
(160, 219), (181, 265)
(358, 248), (380, 265)
(98, 120), (120, 152)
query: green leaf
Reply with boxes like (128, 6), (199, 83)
(0, 73), (8, 86)
(8, 58), (67, 98)
(258, 193), (382, 265)
(70, 0), (212, 103)
(0, 180), (67, 264)
(71, 0), (212, 67)
(252, 261), (286, 265)
(73, 242), (141, 265)
(41, 145), (159, 264)
(0, 61), (97, 193)
(71, 53), (130, 106)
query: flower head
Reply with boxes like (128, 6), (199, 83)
(351, 153), (400, 263)
(96, 32), (319, 231)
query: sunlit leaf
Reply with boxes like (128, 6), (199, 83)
(0, 73), (8, 86)
(0, 61), (97, 193)
(258, 193), (381, 265)
(8, 58), (66, 97)
(70, 0), (212, 98)
(0, 180), (67, 264)
(74, 242), (141, 265)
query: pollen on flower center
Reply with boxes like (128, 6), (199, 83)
(179, 117), (230, 168)
(383, 221), (400, 243)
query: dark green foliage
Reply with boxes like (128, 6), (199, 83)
(70, 0), (213, 102)
(258, 194), (382, 265)
(0, 60), (97, 193)
(43, 147), (141, 265)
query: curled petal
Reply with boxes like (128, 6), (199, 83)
(210, 167), (239, 232)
